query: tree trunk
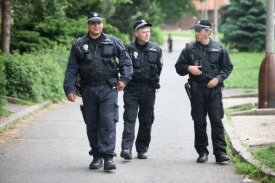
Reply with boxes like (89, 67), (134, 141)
(1, 0), (11, 53)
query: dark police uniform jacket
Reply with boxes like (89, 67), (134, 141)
(63, 33), (133, 95)
(175, 38), (233, 84)
(125, 41), (163, 85)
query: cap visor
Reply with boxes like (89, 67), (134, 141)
(88, 17), (103, 23)
(135, 23), (152, 31)
(191, 24), (211, 30)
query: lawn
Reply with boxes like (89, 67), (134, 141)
(224, 52), (264, 89)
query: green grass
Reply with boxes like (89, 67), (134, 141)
(252, 145), (275, 171)
(224, 52), (264, 89)
(0, 108), (12, 120)
(225, 103), (257, 115)
(226, 136), (275, 183)
(261, 122), (269, 126)
(244, 89), (255, 93)
(225, 102), (275, 182)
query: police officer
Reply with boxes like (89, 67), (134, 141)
(175, 20), (233, 163)
(63, 12), (133, 171)
(120, 20), (163, 160)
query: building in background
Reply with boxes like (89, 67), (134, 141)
(161, 0), (230, 31)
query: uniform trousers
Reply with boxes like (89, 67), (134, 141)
(81, 84), (119, 158)
(190, 85), (227, 156)
(122, 86), (156, 153)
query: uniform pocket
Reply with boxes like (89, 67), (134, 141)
(114, 103), (119, 122)
(148, 51), (158, 63)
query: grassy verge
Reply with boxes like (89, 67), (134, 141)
(251, 145), (275, 171)
(225, 135), (275, 183)
(224, 52), (264, 89)
(225, 103), (257, 115)
(0, 108), (12, 120)
(226, 105), (275, 182)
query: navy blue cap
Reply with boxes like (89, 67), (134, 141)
(134, 20), (152, 31)
(87, 12), (103, 23)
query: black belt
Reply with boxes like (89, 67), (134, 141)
(84, 80), (107, 86)
(190, 81), (208, 87)
(128, 81), (151, 87)
(197, 83), (208, 87)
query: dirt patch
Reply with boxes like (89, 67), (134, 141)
(0, 103), (62, 146)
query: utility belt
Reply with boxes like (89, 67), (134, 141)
(189, 81), (221, 88)
(128, 81), (151, 87)
(82, 77), (117, 87)
(188, 79), (209, 88)
(190, 82), (208, 88)
(84, 80), (107, 86)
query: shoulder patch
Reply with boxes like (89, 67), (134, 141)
(149, 48), (157, 51)
(160, 56), (163, 64)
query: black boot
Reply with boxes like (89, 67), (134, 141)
(89, 157), (103, 169)
(103, 157), (116, 171)
(120, 149), (132, 160)
(216, 154), (230, 163)
(197, 150), (208, 163)
(137, 152), (148, 159)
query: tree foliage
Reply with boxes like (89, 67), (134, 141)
(219, 0), (266, 52)
(108, 0), (163, 40)
(156, 0), (197, 24)
(1, 0), (200, 53)
(3, 0), (133, 53)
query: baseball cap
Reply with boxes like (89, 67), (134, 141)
(134, 20), (152, 31)
(191, 20), (212, 30)
(87, 12), (103, 23)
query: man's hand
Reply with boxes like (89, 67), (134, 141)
(116, 81), (125, 91)
(67, 93), (76, 102)
(207, 78), (219, 88)
(188, 66), (202, 76)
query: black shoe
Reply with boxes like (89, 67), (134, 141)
(104, 158), (116, 171)
(89, 157), (103, 169)
(197, 150), (208, 163)
(120, 149), (132, 160)
(216, 154), (230, 163)
(137, 152), (148, 159)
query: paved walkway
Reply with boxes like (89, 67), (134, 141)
(0, 36), (275, 182)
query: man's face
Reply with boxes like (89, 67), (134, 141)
(194, 28), (210, 43)
(135, 26), (151, 45)
(87, 22), (103, 38)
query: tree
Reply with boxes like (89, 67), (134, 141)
(1, 0), (11, 53)
(65, 0), (131, 20)
(108, 0), (163, 39)
(219, 0), (266, 52)
(108, 0), (198, 39)
(156, 0), (197, 24)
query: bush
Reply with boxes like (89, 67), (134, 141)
(0, 53), (7, 115)
(150, 27), (164, 46)
(103, 23), (130, 44)
(4, 51), (66, 103)
(10, 30), (57, 53)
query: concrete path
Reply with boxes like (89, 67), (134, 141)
(1, 36), (274, 183)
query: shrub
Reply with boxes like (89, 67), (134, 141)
(0, 53), (7, 115)
(150, 27), (164, 45)
(10, 30), (57, 53)
(4, 51), (65, 103)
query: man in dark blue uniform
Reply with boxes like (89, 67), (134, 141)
(63, 12), (133, 171)
(120, 20), (163, 160)
(175, 20), (233, 163)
